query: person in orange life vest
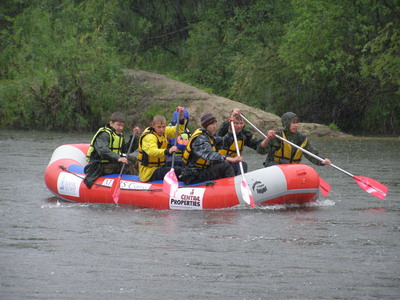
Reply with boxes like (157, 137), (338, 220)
(217, 108), (267, 175)
(258, 112), (331, 167)
(138, 107), (185, 182)
(84, 112), (141, 189)
(166, 107), (191, 167)
(180, 113), (243, 185)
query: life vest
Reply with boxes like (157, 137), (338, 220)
(273, 132), (308, 164)
(175, 134), (190, 153)
(169, 130), (191, 153)
(86, 126), (124, 162)
(218, 138), (244, 157)
(182, 128), (216, 169)
(138, 127), (168, 167)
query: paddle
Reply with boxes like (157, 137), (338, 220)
(318, 177), (331, 197)
(239, 113), (331, 196)
(230, 120), (255, 207)
(240, 114), (388, 199)
(163, 118), (180, 198)
(111, 131), (136, 204)
(273, 133), (388, 199)
(325, 164), (388, 200)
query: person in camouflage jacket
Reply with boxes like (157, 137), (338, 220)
(258, 112), (331, 167)
(181, 113), (243, 185)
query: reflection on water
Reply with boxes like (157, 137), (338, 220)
(1, 130), (399, 299)
(358, 207), (390, 214)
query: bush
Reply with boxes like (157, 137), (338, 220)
(0, 1), (134, 131)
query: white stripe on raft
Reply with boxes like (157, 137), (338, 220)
(48, 144), (86, 166)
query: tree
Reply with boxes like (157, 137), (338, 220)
(0, 0), (137, 131)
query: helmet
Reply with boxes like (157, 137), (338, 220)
(172, 107), (190, 125)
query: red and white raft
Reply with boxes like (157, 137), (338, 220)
(44, 144), (321, 210)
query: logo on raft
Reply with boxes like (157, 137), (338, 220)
(252, 181), (267, 194)
(169, 188), (205, 210)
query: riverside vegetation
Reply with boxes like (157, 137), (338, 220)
(1, 0), (399, 136)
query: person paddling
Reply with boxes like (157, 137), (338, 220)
(258, 112), (331, 167)
(138, 107), (185, 182)
(165, 107), (191, 168)
(181, 113), (243, 185)
(217, 108), (268, 175)
(84, 112), (140, 189)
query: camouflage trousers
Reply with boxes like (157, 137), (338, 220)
(84, 156), (139, 189)
(102, 156), (139, 175)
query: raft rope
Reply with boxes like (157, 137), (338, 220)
(58, 165), (112, 188)
(58, 165), (216, 190)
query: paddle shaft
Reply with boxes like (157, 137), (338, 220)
(230, 120), (255, 207)
(239, 114), (360, 178)
(170, 121), (180, 169)
(118, 131), (136, 176)
(230, 121), (246, 177)
(277, 137), (357, 178)
(112, 131), (137, 203)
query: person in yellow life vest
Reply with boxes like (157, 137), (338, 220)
(138, 107), (186, 182)
(181, 113), (243, 185)
(258, 112), (331, 167)
(84, 112), (140, 189)
(166, 107), (191, 167)
(217, 108), (268, 175)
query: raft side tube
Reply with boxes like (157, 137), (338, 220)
(48, 144), (87, 166)
(235, 166), (287, 205)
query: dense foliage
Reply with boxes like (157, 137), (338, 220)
(1, 0), (399, 134)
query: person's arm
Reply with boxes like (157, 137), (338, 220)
(243, 129), (262, 151)
(141, 134), (169, 158)
(192, 135), (227, 163)
(94, 132), (120, 162)
(166, 107), (186, 138)
(220, 130), (236, 150)
(166, 123), (186, 139)
(257, 130), (277, 154)
(302, 136), (331, 166)
(193, 134), (243, 164)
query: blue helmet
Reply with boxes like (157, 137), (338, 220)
(172, 107), (189, 125)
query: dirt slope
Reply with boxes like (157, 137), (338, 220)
(127, 69), (350, 137)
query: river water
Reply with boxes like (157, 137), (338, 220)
(1, 130), (399, 299)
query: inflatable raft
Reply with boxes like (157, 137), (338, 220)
(44, 144), (321, 210)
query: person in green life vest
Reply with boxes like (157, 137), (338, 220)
(84, 112), (140, 189)
(258, 112), (332, 167)
(217, 108), (268, 175)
